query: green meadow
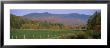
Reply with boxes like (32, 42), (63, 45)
(10, 29), (100, 39)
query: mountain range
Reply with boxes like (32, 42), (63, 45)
(23, 12), (91, 25)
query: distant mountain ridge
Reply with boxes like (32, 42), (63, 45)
(23, 12), (90, 25)
(24, 12), (90, 21)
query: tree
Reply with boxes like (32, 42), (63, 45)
(87, 11), (101, 32)
(10, 14), (25, 29)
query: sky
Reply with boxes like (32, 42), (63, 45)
(10, 9), (101, 16)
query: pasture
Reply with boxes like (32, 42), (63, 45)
(10, 29), (86, 39)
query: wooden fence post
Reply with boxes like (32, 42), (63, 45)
(48, 35), (49, 38)
(33, 34), (34, 38)
(12, 35), (13, 39)
(24, 34), (25, 39)
(16, 36), (17, 39)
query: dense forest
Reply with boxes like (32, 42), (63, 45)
(10, 11), (101, 39)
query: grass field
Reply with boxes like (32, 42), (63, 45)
(10, 29), (100, 39)
(10, 29), (87, 39)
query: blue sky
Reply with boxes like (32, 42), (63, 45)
(10, 9), (100, 16)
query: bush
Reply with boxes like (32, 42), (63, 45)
(75, 32), (88, 39)
(86, 30), (101, 39)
